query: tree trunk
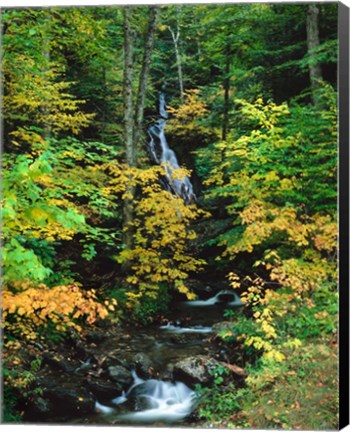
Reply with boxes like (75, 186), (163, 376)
(122, 6), (135, 262)
(134, 6), (160, 153)
(306, 3), (323, 105)
(122, 6), (159, 271)
(222, 40), (231, 141)
(169, 23), (184, 103)
(42, 9), (52, 141)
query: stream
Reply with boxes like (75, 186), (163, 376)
(85, 289), (244, 426)
(32, 94), (243, 426)
(84, 94), (244, 426)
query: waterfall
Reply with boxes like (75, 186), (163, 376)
(147, 92), (196, 205)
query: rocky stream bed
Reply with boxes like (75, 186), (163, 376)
(21, 285), (246, 426)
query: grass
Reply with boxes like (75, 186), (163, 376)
(197, 338), (338, 430)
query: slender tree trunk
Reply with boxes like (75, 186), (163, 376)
(222, 40), (231, 141)
(101, 66), (107, 143)
(306, 3), (323, 105)
(169, 23), (184, 103)
(42, 10), (52, 140)
(122, 6), (159, 271)
(122, 6), (135, 262)
(134, 6), (160, 152)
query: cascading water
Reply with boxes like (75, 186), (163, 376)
(95, 371), (196, 424)
(160, 322), (213, 334)
(147, 92), (196, 205)
(72, 286), (244, 426)
(185, 289), (244, 307)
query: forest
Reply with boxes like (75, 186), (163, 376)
(2, 2), (339, 429)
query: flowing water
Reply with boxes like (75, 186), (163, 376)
(96, 371), (196, 424)
(79, 95), (242, 426)
(89, 289), (243, 426)
(147, 92), (196, 204)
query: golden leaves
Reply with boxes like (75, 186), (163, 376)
(107, 163), (207, 308)
(2, 283), (111, 340)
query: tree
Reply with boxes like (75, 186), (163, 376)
(306, 3), (323, 105)
(122, 6), (160, 261)
(168, 18), (184, 103)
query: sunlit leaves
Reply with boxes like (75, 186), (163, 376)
(106, 162), (207, 309)
(2, 283), (111, 340)
(202, 88), (337, 362)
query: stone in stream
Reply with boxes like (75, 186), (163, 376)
(25, 386), (96, 421)
(85, 377), (123, 403)
(173, 356), (221, 387)
(86, 331), (108, 344)
(42, 352), (77, 373)
(108, 365), (133, 388)
(25, 396), (52, 419)
(133, 352), (154, 379)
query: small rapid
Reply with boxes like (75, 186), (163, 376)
(89, 288), (243, 425)
(186, 289), (244, 307)
(94, 371), (196, 424)
(160, 322), (213, 334)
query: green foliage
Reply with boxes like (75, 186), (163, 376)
(2, 152), (86, 285)
(2, 350), (43, 423)
(196, 365), (240, 425)
(196, 83), (337, 429)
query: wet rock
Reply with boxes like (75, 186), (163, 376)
(133, 352), (154, 379)
(85, 378), (121, 403)
(170, 334), (190, 345)
(212, 321), (234, 333)
(25, 396), (53, 419)
(25, 386), (96, 420)
(173, 356), (220, 387)
(104, 350), (133, 368)
(50, 387), (95, 416)
(108, 365), (133, 388)
(42, 352), (76, 373)
(187, 279), (216, 297)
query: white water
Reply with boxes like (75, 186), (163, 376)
(112, 390), (127, 405)
(94, 371), (196, 424)
(118, 379), (196, 423)
(92, 290), (243, 424)
(95, 401), (115, 415)
(147, 92), (196, 204)
(186, 290), (244, 307)
(160, 322), (213, 334)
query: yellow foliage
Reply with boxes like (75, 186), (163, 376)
(106, 163), (208, 307)
(166, 89), (213, 141)
(3, 57), (94, 135)
(2, 283), (110, 340)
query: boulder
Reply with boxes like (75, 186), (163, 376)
(173, 356), (220, 387)
(25, 396), (52, 420)
(108, 365), (133, 388)
(42, 352), (76, 373)
(85, 377), (121, 403)
(25, 386), (96, 421)
(45, 387), (96, 416)
(132, 352), (154, 379)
